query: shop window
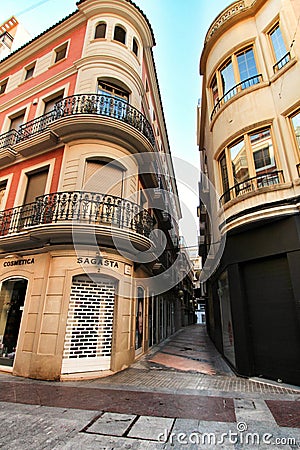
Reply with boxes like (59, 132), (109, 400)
(0, 78), (8, 95)
(54, 42), (68, 63)
(113, 25), (126, 44)
(24, 62), (36, 81)
(94, 22), (106, 39)
(135, 287), (144, 352)
(0, 278), (28, 367)
(268, 23), (290, 72)
(132, 37), (139, 56)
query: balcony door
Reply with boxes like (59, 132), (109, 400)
(84, 160), (124, 198)
(19, 167), (49, 229)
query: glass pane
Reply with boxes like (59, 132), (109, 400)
(219, 152), (230, 201)
(229, 140), (249, 184)
(250, 129), (276, 174)
(0, 278), (28, 367)
(211, 74), (219, 105)
(220, 60), (236, 100)
(270, 25), (287, 62)
(291, 111), (300, 152)
(237, 48), (258, 84)
(135, 287), (144, 351)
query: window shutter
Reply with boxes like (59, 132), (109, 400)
(84, 161), (124, 198)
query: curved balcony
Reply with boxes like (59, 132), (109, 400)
(0, 94), (155, 151)
(220, 170), (284, 205)
(210, 74), (263, 121)
(0, 191), (154, 252)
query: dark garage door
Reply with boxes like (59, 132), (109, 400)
(242, 256), (300, 385)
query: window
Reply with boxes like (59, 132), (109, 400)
(84, 159), (125, 197)
(94, 22), (106, 39)
(43, 92), (64, 114)
(54, 42), (68, 63)
(219, 127), (280, 203)
(211, 74), (219, 106)
(113, 25), (126, 44)
(0, 31), (13, 50)
(23, 168), (49, 205)
(24, 62), (36, 81)
(290, 110), (300, 153)
(269, 23), (289, 71)
(132, 37), (138, 56)
(9, 111), (25, 131)
(210, 45), (260, 118)
(97, 80), (129, 118)
(0, 78), (8, 95)
(237, 48), (258, 88)
(0, 180), (7, 210)
(250, 129), (275, 173)
(220, 59), (235, 99)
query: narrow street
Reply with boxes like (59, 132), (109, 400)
(0, 325), (299, 449)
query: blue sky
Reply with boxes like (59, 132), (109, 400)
(1, 0), (231, 247)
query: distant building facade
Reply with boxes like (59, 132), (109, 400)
(0, 0), (186, 380)
(198, 0), (300, 385)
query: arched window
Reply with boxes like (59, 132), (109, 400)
(94, 22), (106, 39)
(132, 37), (139, 57)
(113, 25), (126, 44)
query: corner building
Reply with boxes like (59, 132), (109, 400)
(198, 0), (300, 385)
(0, 0), (183, 380)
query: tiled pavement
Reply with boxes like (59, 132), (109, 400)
(0, 324), (299, 449)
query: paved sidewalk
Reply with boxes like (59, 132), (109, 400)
(0, 325), (299, 449)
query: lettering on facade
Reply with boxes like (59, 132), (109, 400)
(3, 258), (35, 267)
(77, 257), (119, 269)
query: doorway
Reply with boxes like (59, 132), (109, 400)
(0, 278), (28, 367)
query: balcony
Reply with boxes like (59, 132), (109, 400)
(220, 170), (284, 205)
(273, 52), (291, 73)
(0, 94), (155, 153)
(0, 191), (154, 252)
(210, 74), (263, 121)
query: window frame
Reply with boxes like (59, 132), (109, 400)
(209, 43), (260, 115)
(266, 18), (291, 73)
(132, 37), (139, 57)
(24, 61), (36, 81)
(113, 25), (126, 45)
(0, 78), (8, 95)
(94, 22), (107, 39)
(218, 126), (280, 201)
(53, 41), (68, 64)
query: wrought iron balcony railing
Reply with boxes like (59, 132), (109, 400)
(0, 191), (154, 238)
(0, 94), (155, 150)
(210, 74), (263, 121)
(220, 170), (284, 205)
(273, 52), (291, 73)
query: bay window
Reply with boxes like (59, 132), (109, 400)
(219, 127), (282, 204)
